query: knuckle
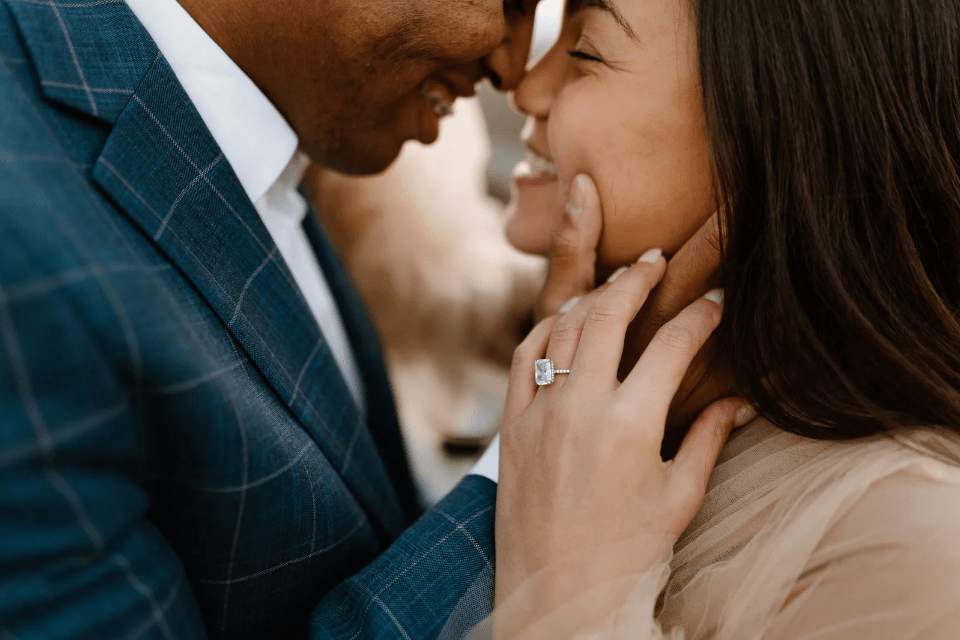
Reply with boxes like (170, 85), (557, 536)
(655, 323), (698, 352)
(550, 318), (581, 343)
(549, 225), (579, 257)
(676, 478), (706, 511)
(701, 216), (722, 252)
(585, 302), (623, 327)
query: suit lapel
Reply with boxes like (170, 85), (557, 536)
(303, 213), (423, 521)
(7, 0), (408, 538)
(4, 0), (156, 125)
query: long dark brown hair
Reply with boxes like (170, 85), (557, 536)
(697, 0), (960, 439)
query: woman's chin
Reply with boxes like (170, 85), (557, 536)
(503, 199), (555, 256)
(503, 184), (561, 257)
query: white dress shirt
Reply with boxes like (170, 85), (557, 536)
(470, 434), (499, 483)
(125, 0), (364, 408)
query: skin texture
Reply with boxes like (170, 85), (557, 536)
(506, 0), (716, 268)
(177, 0), (539, 174)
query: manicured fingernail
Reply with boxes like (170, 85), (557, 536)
(702, 288), (724, 308)
(606, 266), (629, 283)
(565, 174), (588, 218)
(559, 296), (581, 313)
(734, 404), (757, 427)
(637, 248), (663, 264)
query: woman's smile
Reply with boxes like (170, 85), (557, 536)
(504, 119), (563, 254)
(505, 0), (715, 267)
(513, 146), (559, 188)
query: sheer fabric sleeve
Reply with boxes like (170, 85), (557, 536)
(462, 466), (960, 640)
(442, 426), (960, 640)
(763, 468), (960, 639)
(444, 553), (685, 640)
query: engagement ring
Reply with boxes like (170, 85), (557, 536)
(535, 358), (571, 386)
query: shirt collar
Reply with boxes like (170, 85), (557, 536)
(125, 0), (299, 205)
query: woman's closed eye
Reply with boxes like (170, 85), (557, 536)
(567, 49), (604, 63)
(566, 33), (611, 67)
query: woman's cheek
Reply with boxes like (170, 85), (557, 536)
(596, 207), (650, 268)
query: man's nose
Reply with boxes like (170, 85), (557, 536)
(482, 8), (537, 91)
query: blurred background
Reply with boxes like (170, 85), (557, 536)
(306, 0), (564, 506)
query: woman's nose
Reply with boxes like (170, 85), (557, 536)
(511, 41), (563, 118)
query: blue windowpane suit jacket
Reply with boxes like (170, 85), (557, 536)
(0, 1), (496, 638)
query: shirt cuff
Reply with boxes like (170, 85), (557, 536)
(468, 434), (499, 483)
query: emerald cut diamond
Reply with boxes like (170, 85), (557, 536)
(534, 359), (555, 385)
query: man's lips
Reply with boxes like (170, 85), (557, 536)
(436, 63), (484, 98)
(419, 71), (480, 119)
(441, 74), (478, 99)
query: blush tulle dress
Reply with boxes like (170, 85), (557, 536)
(445, 419), (960, 639)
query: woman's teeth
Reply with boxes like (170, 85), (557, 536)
(524, 150), (558, 177)
(419, 83), (453, 118)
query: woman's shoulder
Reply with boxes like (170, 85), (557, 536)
(765, 469), (960, 639)
(831, 460), (960, 544)
(763, 428), (960, 639)
(785, 422), (960, 542)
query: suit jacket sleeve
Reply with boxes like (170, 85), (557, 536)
(307, 475), (496, 640)
(0, 298), (495, 638)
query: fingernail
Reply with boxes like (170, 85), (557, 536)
(565, 174), (588, 218)
(606, 266), (629, 283)
(637, 248), (663, 264)
(702, 288), (724, 308)
(734, 404), (757, 427)
(559, 296), (581, 313)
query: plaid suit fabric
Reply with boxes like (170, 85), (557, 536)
(0, 1), (496, 638)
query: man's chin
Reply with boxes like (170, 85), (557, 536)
(305, 138), (405, 177)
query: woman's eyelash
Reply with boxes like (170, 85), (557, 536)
(567, 50), (603, 63)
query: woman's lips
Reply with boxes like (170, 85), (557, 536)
(513, 149), (559, 188)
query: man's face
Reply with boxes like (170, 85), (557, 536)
(193, 0), (538, 174)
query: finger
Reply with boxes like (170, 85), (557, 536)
(635, 212), (721, 345)
(505, 315), (560, 419)
(538, 286), (607, 391)
(570, 251), (667, 383)
(537, 174), (603, 320)
(622, 292), (723, 421)
(671, 397), (753, 497)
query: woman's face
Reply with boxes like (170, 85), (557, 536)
(505, 0), (715, 268)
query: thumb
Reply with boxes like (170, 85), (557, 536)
(538, 174), (603, 319)
(673, 398), (755, 496)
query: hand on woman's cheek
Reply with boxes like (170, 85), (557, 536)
(616, 214), (737, 455)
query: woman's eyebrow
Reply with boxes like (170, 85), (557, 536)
(566, 0), (640, 43)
